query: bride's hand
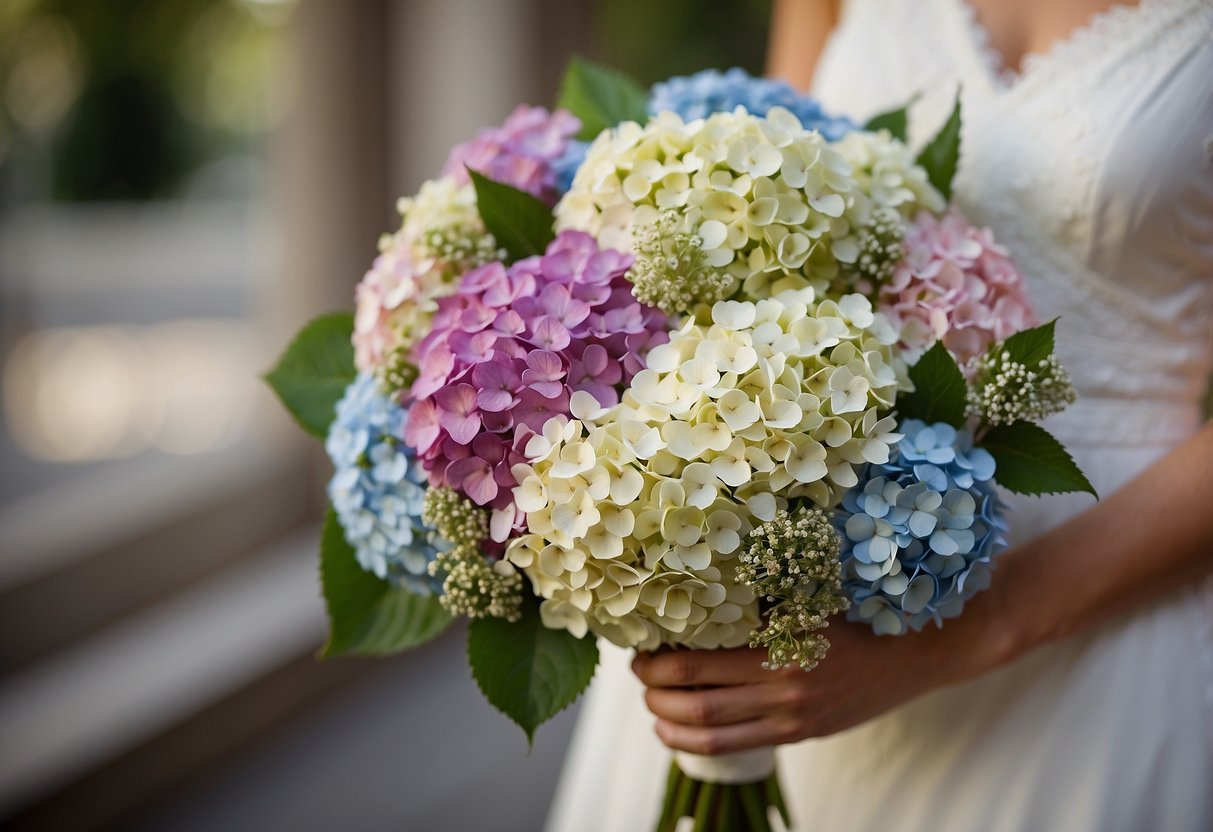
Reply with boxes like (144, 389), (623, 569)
(631, 617), (1010, 755)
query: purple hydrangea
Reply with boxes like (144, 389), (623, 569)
(834, 420), (1008, 636)
(648, 68), (855, 140)
(404, 230), (668, 525)
(442, 105), (583, 206)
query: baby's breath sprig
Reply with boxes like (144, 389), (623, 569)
(423, 486), (489, 547)
(430, 550), (523, 622)
(853, 205), (904, 287)
(736, 505), (849, 670)
(423, 487), (522, 621)
(628, 210), (734, 316)
(966, 349), (1077, 427)
(418, 224), (506, 280)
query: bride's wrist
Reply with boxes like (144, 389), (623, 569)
(945, 546), (1056, 684)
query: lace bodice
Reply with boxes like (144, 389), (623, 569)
(813, 0), (1213, 446)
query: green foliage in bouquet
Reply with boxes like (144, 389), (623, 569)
(863, 103), (909, 142)
(899, 319), (1097, 498)
(557, 56), (648, 140)
(915, 91), (962, 200)
(264, 168), (599, 743)
(319, 510), (452, 657)
(264, 312), (355, 437)
(468, 601), (600, 745)
(467, 168), (555, 262)
(898, 341), (968, 429)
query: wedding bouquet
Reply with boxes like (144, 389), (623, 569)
(267, 60), (1095, 832)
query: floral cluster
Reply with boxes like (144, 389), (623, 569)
(627, 209), (735, 316)
(442, 105), (583, 206)
(835, 420), (1008, 636)
(554, 107), (861, 310)
(835, 129), (945, 224)
(422, 487), (524, 620)
(326, 373), (443, 594)
(354, 106), (583, 385)
(879, 210), (1036, 364)
(405, 230), (667, 535)
(505, 290), (903, 650)
(967, 349), (1076, 425)
(737, 505), (848, 670)
(647, 68), (855, 140)
(353, 179), (498, 380)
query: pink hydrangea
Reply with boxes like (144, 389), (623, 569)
(353, 234), (437, 372)
(404, 230), (667, 530)
(442, 105), (582, 206)
(351, 178), (488, 378)
(879, 211), (1037, 364)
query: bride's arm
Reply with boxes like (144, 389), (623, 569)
(766, 0), (842, 90)
(632, 423), (1213, 756)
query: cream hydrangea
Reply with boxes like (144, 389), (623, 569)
(834, 129), (945, 225)
(505, 289), (905, 650)
(553, 107), (863, 312)
(353, 178), (502, 386)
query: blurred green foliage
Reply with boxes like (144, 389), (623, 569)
(0, 0), (290, 203)
(591, 0), (772, 85)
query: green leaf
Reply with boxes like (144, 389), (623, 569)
(468, 169), (555, 263)
(467, 600), (599, 744)
(864, 104), (909, 142)
(999, 318), (1058, 367)
(980, 422), (1097, 497)
(897, 340), (968, 428)
(319, 510), (453, 658)
(264, 312), (356, 438)
(915, 91), (962, 200)
(557, 56), (649, 141)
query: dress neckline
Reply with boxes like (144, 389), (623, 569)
(948, 0), (1160, 93)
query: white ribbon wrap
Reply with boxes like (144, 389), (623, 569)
(673, 745), (776, 784)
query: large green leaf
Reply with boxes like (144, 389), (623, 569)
(557, 56), (649, 141)
(264, 312), (355, 438)
(469, 169), (555, 263)
(915, 91), (962, 200)
(980, 422), (1097, 497)
(319, 510), (453, 658)
(897, 340), (968, 428)
(999, 318), (1058, 367)
(467, 600), (599, 744)
(864, 104), (909, 142)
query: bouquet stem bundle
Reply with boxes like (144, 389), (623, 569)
(656, 760), (789, 832)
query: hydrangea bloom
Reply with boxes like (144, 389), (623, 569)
(835, 129), (945, 222)
(442, 105), (583, 206)
(648, 68), (854, 140)
(405, 230), (667, 535)
(879, 211), (1036, 364)
(353, 178), (500, 382)
(835, 419), (1008, 636)
(554, 107), (863, 308)
(505, 289), (904, 651)
(326, 373), (443, 594)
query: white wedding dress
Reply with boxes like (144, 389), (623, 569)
(545, 1), (1213, 829)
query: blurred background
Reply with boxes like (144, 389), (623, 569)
(0, 1), (772, 829)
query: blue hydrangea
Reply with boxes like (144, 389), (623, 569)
(551, 138), (590, 195)
(835, 420), (1007, 636)
(325, 373), (443, 594)
(647, 68), (855, 140)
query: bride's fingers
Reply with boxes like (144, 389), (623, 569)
(654, 715), (789, 756)
(631, 647), (769, 687)
(644, 681), (789, 727)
